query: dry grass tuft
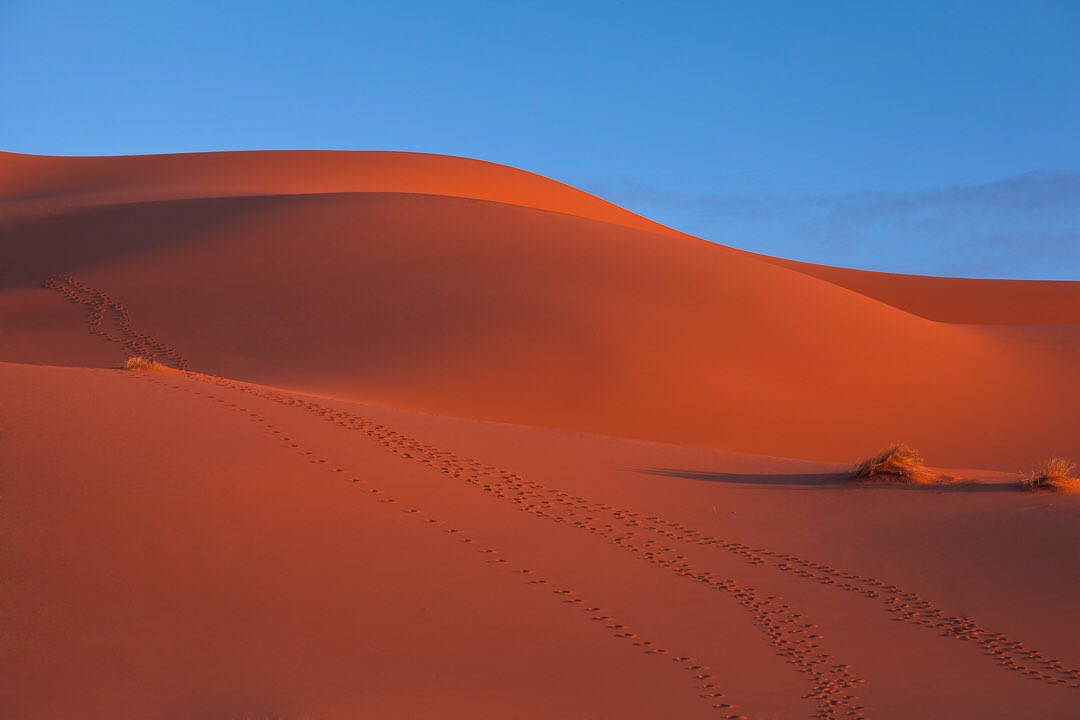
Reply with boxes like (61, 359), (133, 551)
(1021, 458), (1080, 492)
(853, 444), (941, 484)
(122, 355), (158, 371)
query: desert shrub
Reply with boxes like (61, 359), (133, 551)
(122, 355), (158, 371)
(853, 444), (940, 484)
(1021, 457), (1079, 492)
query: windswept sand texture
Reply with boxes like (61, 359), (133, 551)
(2, 151), (1078, 719)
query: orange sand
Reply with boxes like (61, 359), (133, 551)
(2, 151), (1078, 719)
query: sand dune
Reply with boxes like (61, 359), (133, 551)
(760, 254), (1080, 324)
(2, 151), (1078, 719)
(0, 150), (677, 236)
(3, 152), (1078, 469)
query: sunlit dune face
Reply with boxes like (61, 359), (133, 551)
(0, 150), (680, 237)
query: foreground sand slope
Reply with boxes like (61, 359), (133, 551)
(2, 151), (1078, 469)
(3, 360), (1078, 719)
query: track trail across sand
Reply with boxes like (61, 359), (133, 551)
(42, 275), (746, 718)
(43, 274), (189, 370)
(133, 374), (747, 719)
(43, 274), (1080, 718)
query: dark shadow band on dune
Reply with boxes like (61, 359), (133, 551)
(637, 468), (1017, 493)
(637, 468), (850, 487)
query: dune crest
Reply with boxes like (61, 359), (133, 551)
(0, 150), (679, 236)
(759, 254), (1080, 324)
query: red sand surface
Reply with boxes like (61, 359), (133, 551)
(2, 151), (1078, 719)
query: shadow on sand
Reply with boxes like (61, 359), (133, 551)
(637, 468), (1018, 493)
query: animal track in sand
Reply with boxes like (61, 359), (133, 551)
(128, 372), (743, 719)
(187, 372), (869, 720)
(46, 274), (1080, 718)
(44, 274), (189, 370)
(179, 371), (1080, 695)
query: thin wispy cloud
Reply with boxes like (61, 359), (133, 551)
(596, 172), (1080, 280)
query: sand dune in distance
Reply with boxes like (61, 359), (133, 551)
(2, 150), (1078, 719)
(2, 151), (1077, 469)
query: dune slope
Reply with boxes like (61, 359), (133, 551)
(3, 360), (1078, 719)
(2, 153), (1078, 469)
(0, 150), (677, 236)
(759, 253), (1080, 325)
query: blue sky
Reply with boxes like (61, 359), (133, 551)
(2, 1), (1077, 279)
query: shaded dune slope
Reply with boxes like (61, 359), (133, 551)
(759, 254), (1080, 325)
(1, 151), (1078, 471)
